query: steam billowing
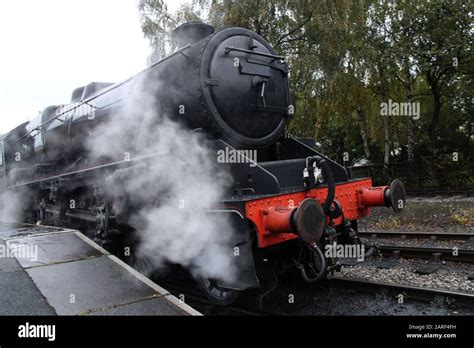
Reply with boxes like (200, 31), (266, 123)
(0, 190), (24, 224)
(87, 74), (237, 283)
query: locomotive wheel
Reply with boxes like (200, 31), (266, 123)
(196, 277), (239, 306)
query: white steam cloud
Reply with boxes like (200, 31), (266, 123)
(87, 75), (237, 283)
(0, 190), (24, 223)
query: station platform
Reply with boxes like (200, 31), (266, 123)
(0, 222), (200, 316)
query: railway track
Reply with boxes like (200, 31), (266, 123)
(332, 277), (474, 308)
(359, 230), (474, 241)
(182, 276), (474, 315)
(359, 230), (474, 263)
(377, 245), (474, 263)
(150, 266), (474, 315)
(149, 231), (474, 315)
(155, 280), (274, 316)
(182, 293), (268, 316)
(406, 188), (473, 197)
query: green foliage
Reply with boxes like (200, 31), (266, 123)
(138, 0), (473, 165)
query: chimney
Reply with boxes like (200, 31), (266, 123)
(171, 22), (215, 48)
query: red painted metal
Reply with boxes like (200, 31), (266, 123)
(244, 178), (375, 248)
(264, 207), (295, 234)
(358, 186), (389, 208)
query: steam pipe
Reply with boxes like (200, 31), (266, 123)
(305, 156), (335, 215)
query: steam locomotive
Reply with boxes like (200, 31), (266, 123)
(0, 22), (405, 305)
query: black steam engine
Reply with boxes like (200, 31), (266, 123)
(0, 23), (405, 305)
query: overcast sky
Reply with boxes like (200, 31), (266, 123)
(0, 0), (189, 134)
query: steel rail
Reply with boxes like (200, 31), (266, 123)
(359, 230), (474, 241)
(376, 245), (474, 263)
(332, 277), (474, 307)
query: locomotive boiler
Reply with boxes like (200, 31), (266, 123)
(0, 22), (405, 305)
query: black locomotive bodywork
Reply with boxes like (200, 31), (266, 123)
(0, 23), (405, 306)
(2, 23), (291, 181)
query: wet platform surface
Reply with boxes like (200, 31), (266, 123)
(0, 223), (200, 316)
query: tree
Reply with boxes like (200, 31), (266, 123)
(408, 1), (472, 150)
(138, 0), (473, 168)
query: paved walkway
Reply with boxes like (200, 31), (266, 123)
(0, 223), (200, 315)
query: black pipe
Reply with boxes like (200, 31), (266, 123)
(306, 156), (335, 215)
(295, 244), (327, 283)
